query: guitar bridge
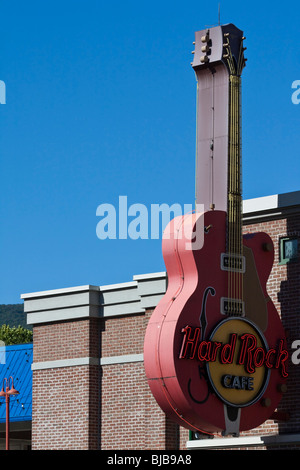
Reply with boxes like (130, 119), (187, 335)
(221, 297), (245, 316)
(221, 253), (245, 273)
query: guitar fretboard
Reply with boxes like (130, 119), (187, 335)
(227, 74), (242, 258)
(223, 33), (246, 312)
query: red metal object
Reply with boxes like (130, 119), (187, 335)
(0, 377), (19, 450)
(144, 23), (288, 437)
(144, 211), (288, 435)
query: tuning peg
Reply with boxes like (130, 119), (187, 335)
(201, 33), (209, 43)
(191, 51), (195, 54)
(200, 55), (209, 63)
(224, 32), (229, 37)
(192, 41), (195, 45)
(242, 36), (246, 40)
(201, 45), (210, 53)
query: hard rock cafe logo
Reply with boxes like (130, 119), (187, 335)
(179, 317), (288, 408)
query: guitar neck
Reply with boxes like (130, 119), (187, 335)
(192, 25), (246, 309)
(227, 74), (242, 257)
(226, 73), (245, 309)
(193, 25), (246, 216)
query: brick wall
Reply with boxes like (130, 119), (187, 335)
(31, 318), (101, 450)
(100, 310), (181, 450)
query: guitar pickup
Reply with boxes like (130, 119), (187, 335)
(221, 297), (245, 316)
(221, 253), (245, 273)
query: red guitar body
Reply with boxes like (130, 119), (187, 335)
(144, 211), (288, 434)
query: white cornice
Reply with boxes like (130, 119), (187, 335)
(243, 190), (300, 222)
(23, 272), (167, 325)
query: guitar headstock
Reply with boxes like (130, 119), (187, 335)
(192, 23), (247, 76)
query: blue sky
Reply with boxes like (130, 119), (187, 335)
(0, 0), (299, 304)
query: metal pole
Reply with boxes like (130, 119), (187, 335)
(6, 392), (9, 451)
(0, 377), (19, 450)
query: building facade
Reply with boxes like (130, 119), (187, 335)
(21, 190), (300, 450)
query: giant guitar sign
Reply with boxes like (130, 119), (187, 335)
(144, 24), (288, 436)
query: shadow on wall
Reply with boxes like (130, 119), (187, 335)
(276, 210), (300, 440)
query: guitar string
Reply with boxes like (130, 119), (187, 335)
(228, 42), (235, 315)
(229, 75), (234, 312)
(236, 47), (244, 314)
(237, 76), (243, 312)
(234, 76), (239, 312)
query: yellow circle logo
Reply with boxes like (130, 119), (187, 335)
(207, 318), (270, 407)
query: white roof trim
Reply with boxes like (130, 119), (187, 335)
(243, 194), (278, 214)
(243, 190), (300, 215)
(21, 284), (99, 299)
